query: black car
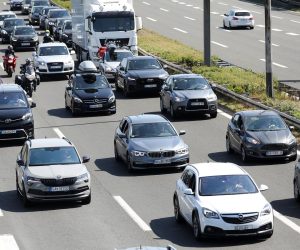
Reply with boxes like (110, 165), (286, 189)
(0, 84), (36, 140)
(39, 6), (59, 30)
(11, 26), (39, 51)
(60, 20), (72, 46)
(0, 18), (25, 44)
(29, 6), (44, 25)
(294, 161), (300, 201)
(65, 61), (116, 116)
(115, 56), (169, 96)
(21, 0), (31, 14)
(226, 110), (297, 162)
(45, 9), (70, 35)
(53, 18), (71, 41)
(29, 0), (49, 14)
(10, 0), (23, 11)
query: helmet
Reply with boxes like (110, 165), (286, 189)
(25, 58), (32, 65)
(8, 45), (13, 51)
(45, 30), (50, 36)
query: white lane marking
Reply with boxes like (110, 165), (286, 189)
(286, 32), (299, 36)
(212, 41), (228, 48)
(186, 4), (193, 7)
(0, 235), (19, 250)
(193, 6), (203, 10)
(272, 15), (283, 19)
(251, 10), (262, 14)
(142, 1), (150, 5)
(178, 1), (186, 4)
(211, 11), (219, 15)
(53, 128), (65, 139)
(218, 2), (228, 6)
(258, 40), (279, 47)
(173, 27), (188, 33)
(3, 2), (6, 5)
(259, 59), (288, 68)
(160, 8), (169, 12)
(0, 63), (3, 70)
(256, 24), (265, 28)
(113, 196), (151, 232)
(172, 0), (178, 2)
(217, 109), (232, 119)
(274, 211), (300, 234)
(0, 210), (3, 216)
(272, 28), (282, 32)
(184, 16), (196, 21)
(232, 5), (241, 9)
(146, 17), (157, 22)
(290, 20), (300, 24)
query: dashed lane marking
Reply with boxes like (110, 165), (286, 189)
(218, 2), (228, 6)
(142, 1), (150, 5)
(258, 40), (279, 47)
(211, 11), (219, 15)
(272, 28), (282, 32)
(212, 41), (228, 48)
(232, 5), (241, 9)
(290, 20), (300, 24)
(173, 27), (188, 33)
(260, 59), (288, 68)
(186, 4), (193, 7)
(146, 17), (157, 22)
(251, 10), (262, 14)
(178, 2), (186, 5)
(53, 128), (65, 139)
(160, 8), (169, 12)
(0, 235), (19, 250)
(272, 15), (283, 19)
(256, 24), (265, 28)
(286, 32), (299, 36)
(0, 63), (3, 70)
(274, 211), (300, 234)
(184, 16), (196, 21)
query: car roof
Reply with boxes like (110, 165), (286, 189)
(38, 42), (67, 48)
(238, 110), (278, 117)
(0, 84), (24, 93)
(29, 138), (74, 149)
(127, 56), (155, 61)
(0, 11), (16, 15)
(189, 162), (247, 177)
(171, 74), (205, 79)
(128, 114), (168, 124)
(49, 9), (68, 12)
(3, 18), (24, 22)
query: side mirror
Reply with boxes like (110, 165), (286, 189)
(136, 16), (143, 31)
(82, 156), (90, 163)
(179, 130), (186, 135)
(183, 188), (194, 195)
(289, 126), (295, 131)
(31, 102), (36, 108)
(32, 51), (37, 57)
(70, 50), (75, 55)
(259, 184), (269, 192)
(162, 85), (170, 91)
(66, 86), (71, 91)
(17, 159), (24, 166)
(224, 13), (228, 16)
(118, 132), (126, 139)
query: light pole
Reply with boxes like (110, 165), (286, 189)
(265, 0), (273, 98)
(204, 0), (211, 66)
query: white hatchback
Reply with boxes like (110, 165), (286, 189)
(223, 9), (254, 29)
(173, 162), (273, 239)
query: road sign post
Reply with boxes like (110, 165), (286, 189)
(265, 0), (273, 98)
(204, 0), (211, 66)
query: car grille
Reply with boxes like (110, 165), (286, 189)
(186, 98), (208, 110)
(261, 143), (289, 150)
(148, 151), (175, 158)
(47, 62), (63, 72)
(41, 177), (77, 187)
(221, 212), (259, 224)
(136, 78), (164, 86)
(0, 117), (23, 123)
(28, 186), (89, 196)
(83, 98), (108, 104)
(100, 38), (129, 47)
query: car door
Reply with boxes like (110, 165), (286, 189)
(16, 143), (28, 191)
(231, 114), (244, 151)
(116, 58), (127, 89)
(115, 119), (130, 161)
(161, 77), (172, 111)
(178, 169), (193, 220)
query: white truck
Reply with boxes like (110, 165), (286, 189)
(71, 0), (142, 65)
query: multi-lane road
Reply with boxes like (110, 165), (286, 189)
(0, 0), (300, 249)
(135, 0), (300, 85)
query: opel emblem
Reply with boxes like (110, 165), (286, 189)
(5, 119), (12, 124)
(238, 214), (244, 221)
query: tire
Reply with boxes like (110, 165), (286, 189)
(226, 136), (234, 154)
(250, 26), (254, 30)
(71, 101), (79, 116)
(192, 212), (202, 240)
(16, 174), (21, 197)
(65, 98), (70, 110)
(170, 103), (177, 119)
(127, 153), (134, 173)
(294, 180), (300, 202)
(223, 20), (226, 29)
(210, 111), (217, 118)
(115, 78), (121, 92)
(160, 98), (166, 113)
(114, 143), (120, 162)
(8, 68), (12, 77)
(173, 194), (183, 223)
(229, 21), (232, 30)
(124, 82), (130, 97)
(27, 88), (33, 97)
(22, 183), (32, 207)
(81, 192), (91, 205)
(241, 146), (248, 162)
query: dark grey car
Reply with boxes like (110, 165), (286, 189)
(226, 110), (297, 162)
(160, 74), (218, 119)
(114, 114), (189, 172)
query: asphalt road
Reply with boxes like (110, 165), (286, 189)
(134, 0), (300, 86)
(1, 1), (300, 249)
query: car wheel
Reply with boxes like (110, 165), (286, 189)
(250, 26), (254, 30)
(226, 136), (234, 154)
(210, 111), (217, 118)
(173, 194), (183, 223)
(124, 82), (130, 97)
(16, 174), (21, 197)
(170, 103), (177, 119)
(229, 21), (232, 30)
(127, 153), (134, 173)
(294, 180), (300, 202)
(22, 182), (32, 207)
(223, 20), (226, 29)
(81, 192), (91, 205)
(241, 146), (248, 162)
(114, 143), (120, 162)
(65, 98), (70, 110)
(192, 212), (202, 240)
(160, 98), (166, 113)
(115, 78), (121, 92)
(71, 101), (79, 116)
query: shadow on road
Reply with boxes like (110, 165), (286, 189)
(47, 108), (115, 119)
(271, 198), (300, 220)
(0, 140), (24, 148)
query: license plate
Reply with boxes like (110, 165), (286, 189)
(1, 130), (16, 134)
(51, 66), (61, 69)
(144, 84), (157, 88)
(234, 225), (253, 230)
(50, 186), (70, 192)
(266, 151), (283, 156)
(90, 104), (103, 108)
(154, 158), (171, 164)
(146, 79), (154, 82)
(191, 102), (204, 106)
(21, 43), (30, 46)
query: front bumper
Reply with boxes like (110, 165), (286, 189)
(12, 40), (39, 49)
(0, 120), (34, 140)
(37, 62), (74, 75)
(173, 99), (217, 114)
(127, 78), (165, 93)
(73, 100), (116, 113)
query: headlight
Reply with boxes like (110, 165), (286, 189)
(261, 204), (272, 216)
(22, 112), (32, 120)
(176, 147), (189, 154)
(131, 150), (146, 157)
(174, 96), (185, 102)
(207, 94), (217, 101)
(246, 137), (260, 145)
(158, 73), (168, 79)
(38, 61), (46, 66)
(11, 37), (17, 41)
(74, 96), (82, 103)
(48, 22), (54, 25)
(202, 208), (219, 219)
(76, 173), (89, 183)
(128, 76), (136, 81)
(26, 176), (41, 186)
(24, 6), (29, 9)
(288, 137), (296, 145)
(108, 95), (115, 103)
(1, 30), (7, 34)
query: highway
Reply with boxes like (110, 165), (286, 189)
(134, 0), (300, 84)
(0, 0), (300, 249)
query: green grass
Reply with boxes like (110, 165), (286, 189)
(52, 0), (71, 9)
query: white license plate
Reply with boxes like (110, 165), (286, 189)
(191, 102), (204, 106)
(266, 151), (283, 156)
(144, 84), (157, 88)
(21, 43), (30, 46)
(154, 158), (171, 164)
(90, 104), (103, 108)
(1, 130), (16, 134)
(51, 66), (61, 69)
(50, 186), (70, 192)
(0, 38), (2, 42)
(234, 225), (253, 230)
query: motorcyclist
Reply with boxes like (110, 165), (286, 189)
(43, 30), (54, 43)
(20, 58), (37, 92)
(3, 45), (15, 71)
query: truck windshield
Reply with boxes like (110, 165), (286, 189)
(93, 15), (134, 32)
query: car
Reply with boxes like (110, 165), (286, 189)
(16, 137), (91, 207)
(0, 84), (36, 141)
(294, 160), (300, 202)
(59, 19), (72, 46)
(10, 25), (39, 51)
(223, 9), (254, 29)
(65, 61), (116, 116)
(9, 0), (23, 11)
(160, 74), (218, 119)
(32, 42), (75, 77)
(226, 110), (297, 162)
(99, 46), (134, 83)
(115, 56), (169, 96)
(28, 0), (49, 14)
(114, 114), (189, 172)
(21, 0), (32, 14)
(0, 18), (25, 44)
(174, 162), (273, 239)
(52, 17), (71, 41)
(29, 6), (45, 25)
(39, 6), (60, 30)
(45, 9), (70, 35)
(0, 11), (17, 27)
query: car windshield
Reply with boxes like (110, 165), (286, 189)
(24, 0), (31, 4)
(128, 59), (161, 70)
(44, 7), (57, 15)
(4, 19), (24, 27)
(29, 146), (81, 166)
(74, 75), (109, 90)
(15, 27), (36, 35)
(32, 1), (49, 6)
(64, 21), (72, 29)
(93, 14), (134, 32)
(200, 175), (258, 196)
(39, 46), (69, 56)
(49, 10), (69, 18)
(244, 115), (287, 131)
(173, 77), (210, 90)
(57, 19), (68, 26)
(131, 122), (177, 138)
(0, 92), (28, 109)
(235, 12), (251, 16)
(32, 7), (44, 14)
(0, 15), (16, 21)
(105, 51), (133, 62)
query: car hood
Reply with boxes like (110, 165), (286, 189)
(38, 55), (72, 63)
(130, 136), (185, 151)
(200, 193), (268, 214)
(128, 69), (168, 79)
(74, 88), (113, 99)
(105, 61), (121, 69)
(173, 89), (214, 99)
(246, 129), (292, 144)
(0, 108), (28, 119)
(28, 164), (87, 178)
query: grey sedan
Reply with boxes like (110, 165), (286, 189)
(114, 114), (189, 172)
(160, 74), (218, 119)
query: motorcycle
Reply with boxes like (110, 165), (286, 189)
(15, 64), (40, 97)
(2, 54), (17, 77)
(43, 35), (54, 43)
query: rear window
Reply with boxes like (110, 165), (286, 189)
(235, 12), (251, 16)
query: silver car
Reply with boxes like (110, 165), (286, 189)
(16, 138), (91, 207)
(114, 114), (189, 172)
(160, 74), (218, 119)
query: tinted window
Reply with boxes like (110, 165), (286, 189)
(32, 7), (44, 14)
(49, 10), (69, 18)
(32, 1), (49, 6)
(15, 27), (36, 35)
(39, 46), (69, 56)
(128, 59), (162, 70)
(64, 21), (72, 29)
(235, 12), (251, 16)
(74, 75), (109, 89)
(93, 14), (134, 32)
(0, 15), (16, 21)
(244, 114), (287, 131)
(173, 77), (210, 90)
(4, 19), (24, 27)
(131, 122), (177, 138)
(0, 91), (28, 109)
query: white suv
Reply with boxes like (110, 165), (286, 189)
(16, 137), (91, 207)
(33, 42), (74, 77)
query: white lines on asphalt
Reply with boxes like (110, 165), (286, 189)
(160, 8), (169, 12)
(0, 235), (19, 250)
(53, 128), (65, 138)
(217, 109), (232, 119)
(251, 10), (262, 14)
(173, 27), (188, 33)
(211, 11), (219, 15)
(146, 17), (157, 22)
(178, 2), (186, 5)
(142, 1), (150, 5)
(216, 26), (231, 32)
(212, 41), (228, 48)
(172, 0), (178, 2)
(193, 6), (203, 11)
(272, 15), (283, 19)
(186, 4), (193, 7)
(0, 210), (3, 216)
(260, 59), (288, 68)
(272, 28), (282, 32)
(218, 2), (228, 6)
(286, 32), (299, 36)
(184, 16), (196, 21)
(258, 40), (279, 47)
(113, 196), (151, 232)
(256, 24), (265, 28)
(274, 210), (300, 234)
(3, 2), (6, 5)
(290, 19), (300, 24)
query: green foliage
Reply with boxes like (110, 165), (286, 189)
(52, 0), (71, 9)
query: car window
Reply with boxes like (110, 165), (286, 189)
(244, 115), (287, 131)
(0, 14), (16, 21)
(15, 27), (36, 35)
(235, 12), (251, 17)
(64, 21), (72, 29)
(182, 169), (193, 187)
(39, 46), (69, 56)
(20, 144), (28, 165)
(173, 77), (210, 91)
(232, 114), (240, 127)
(120, 58), (127, 69)
(4, 19), (24, 27)
(127, 59), (162, 70)
(120, 120), (129, 134)
(0, 92), (28, 109)
(131, 122), (177, 138)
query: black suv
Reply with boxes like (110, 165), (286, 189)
(0, 84), (36, 140)
(0, 18), (25, 44)
(10, 26), (39, 51)
(65, 61), (116, 116)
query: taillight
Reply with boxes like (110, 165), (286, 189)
(8, 60), (13, 63)
(233, 17), (239, 20)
